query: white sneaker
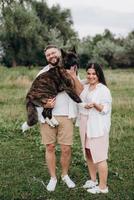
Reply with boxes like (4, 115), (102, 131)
(62, 175), (75, 188)
(83, 180), (98, 189)
(87, 186), (108, 194)
(46, 177), (57, 192)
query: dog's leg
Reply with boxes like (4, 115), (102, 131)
(45, 117), (55, 127)
(21, 121), (30, 132)
(36, 107), (45, 123)
(45, 115), (59, 127)
(22, 100), (38, 132)
(26, 100), (38, 126)
(42, 108), (59, 127)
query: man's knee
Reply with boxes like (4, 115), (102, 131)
(46, 144), (55, 153)
(61, 145), (71, 155)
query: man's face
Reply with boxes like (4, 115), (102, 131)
(45, 48), (61, 66)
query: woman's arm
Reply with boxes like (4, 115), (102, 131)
(93, 103), (104, 112)
(67, 67), (84, 95)
(73, 76), (84, 95)
(85, 87), (112, 113)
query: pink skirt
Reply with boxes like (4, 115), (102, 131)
(79, 114), (109, 164)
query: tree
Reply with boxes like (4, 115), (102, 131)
(113, 45), (129, 68)
(92, 39), (118, 68)
(32, 1), (77, 45)
(0, 0), (78, 67)
(0, 2), (43, 67)
(78, 36), (93, 68)
(124, 31), (134, 67)
(103, 29), (115, 41)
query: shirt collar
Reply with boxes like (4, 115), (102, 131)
(89, 83), (102, 89)
(96, 83), (102, 88)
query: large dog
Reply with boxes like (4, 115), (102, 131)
(22, 48), (83, 132)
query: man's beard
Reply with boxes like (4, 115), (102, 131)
(48, 57), (60, 66)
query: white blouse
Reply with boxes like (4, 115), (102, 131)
(79, 83), (112, 138)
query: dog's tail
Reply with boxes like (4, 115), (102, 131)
(26, 99), (38, 126)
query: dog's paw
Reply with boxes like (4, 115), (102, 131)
(51, 116), (59, 126)
(21, 122), (30, 132)
(45, 118), (55, 127)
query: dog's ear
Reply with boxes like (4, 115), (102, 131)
(69, 46), (76, 54)
(60, 49), (66, 58)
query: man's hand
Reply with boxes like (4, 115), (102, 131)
(42, 98), (56, 108)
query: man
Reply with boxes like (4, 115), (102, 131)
(38, 45), (82, 192)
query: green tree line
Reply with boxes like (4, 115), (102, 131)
(0, 0), (134, 68)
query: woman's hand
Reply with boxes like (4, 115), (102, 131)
(67, 65), (84, 95)
(42, 98), (56, 108)
(84, 103), (94, 109)
(83, 100), (104, 112)
(66, 66), (77, 80)
(84, 102), (104, 112)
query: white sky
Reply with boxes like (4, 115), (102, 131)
(47, 0), (134, 38)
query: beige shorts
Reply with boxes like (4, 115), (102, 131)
(40, 116), (74, 145)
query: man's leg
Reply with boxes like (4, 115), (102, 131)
(40, 122), (57, 177)
(60, 144), (71, 176)
(60, 144), (75, 188)
(40, 121), (58, 191)
(57, 116), (75, 188)
(46, 143), (56, 177)
(45, 143), (57, 191)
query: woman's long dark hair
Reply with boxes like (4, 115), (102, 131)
(86, 63), (107, 86)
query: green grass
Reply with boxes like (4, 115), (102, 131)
(0, 66), (134, 200)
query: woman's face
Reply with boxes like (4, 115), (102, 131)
(86, 68), (99, 86)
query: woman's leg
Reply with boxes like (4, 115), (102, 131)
(97, 160), (108, 189)
(86, 148), (97, 181)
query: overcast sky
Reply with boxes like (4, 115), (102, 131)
(47, 0), (134, 38)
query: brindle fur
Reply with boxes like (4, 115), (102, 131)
(26, 49), (82, 126)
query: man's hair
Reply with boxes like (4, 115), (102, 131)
(44, 45), (59, 53)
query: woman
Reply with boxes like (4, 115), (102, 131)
(79, 63), (112, 194)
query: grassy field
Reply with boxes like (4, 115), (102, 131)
(0, 66), (134, 200)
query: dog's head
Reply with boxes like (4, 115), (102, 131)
(61, 47), (79, 70)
